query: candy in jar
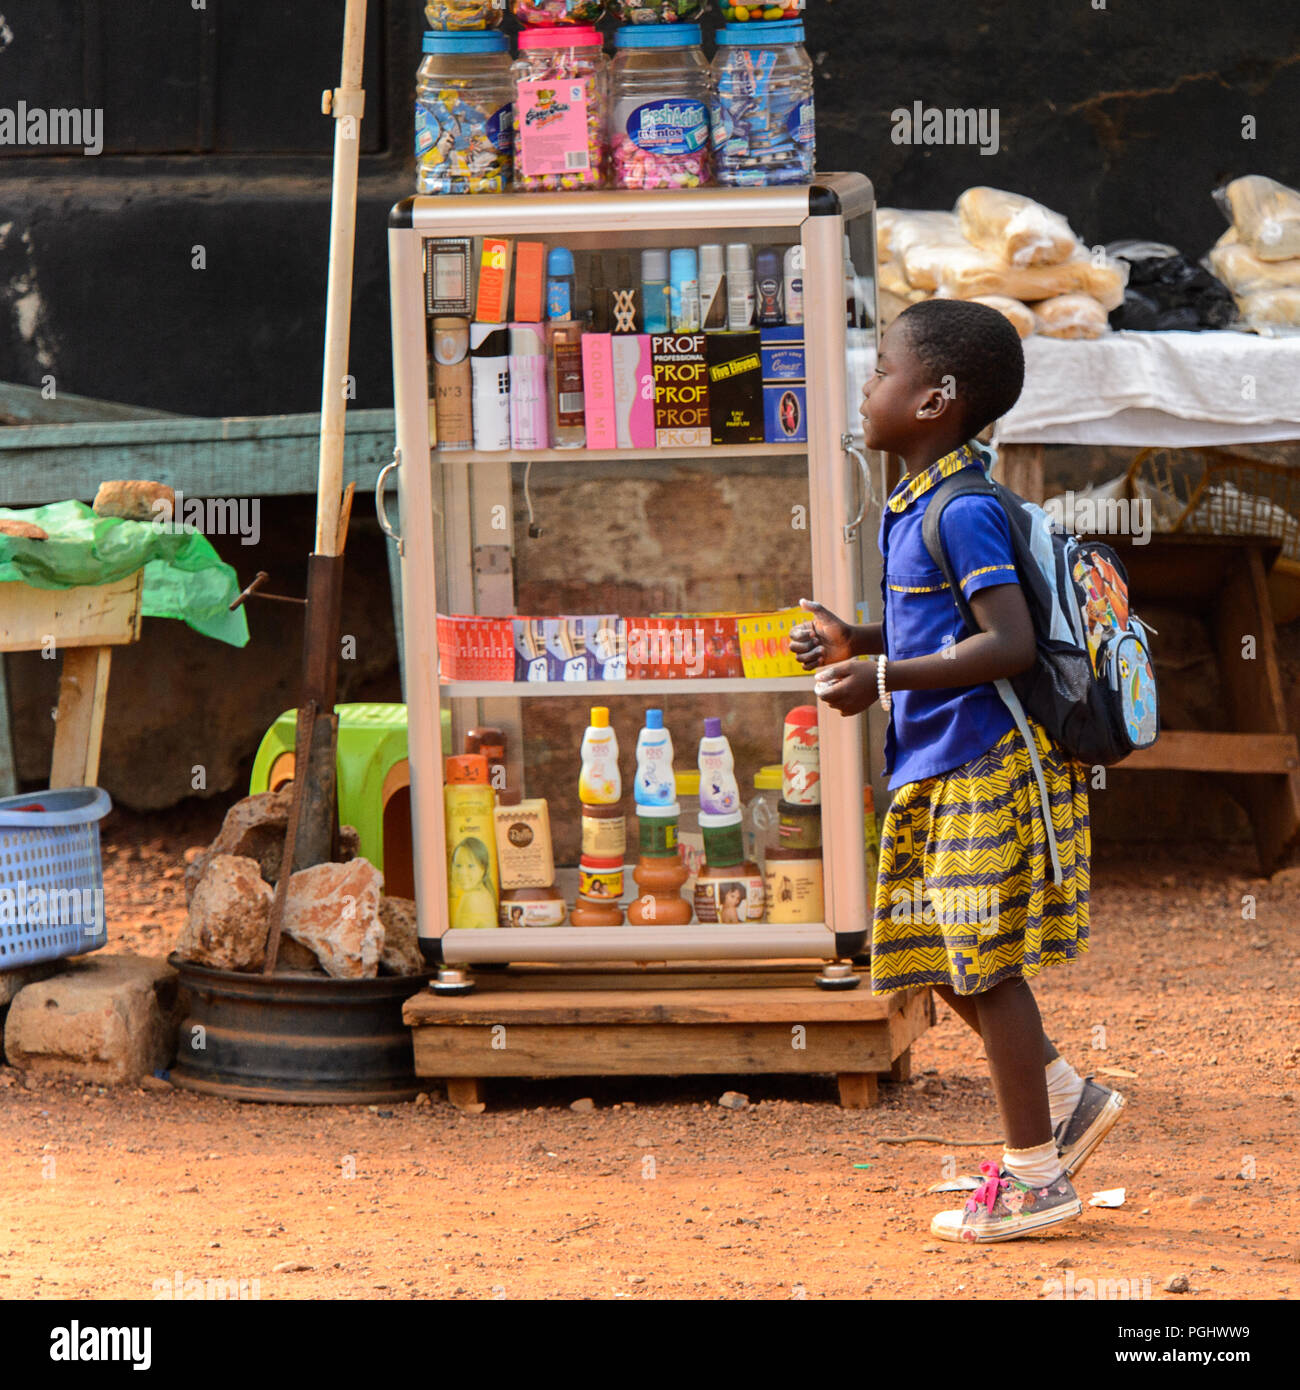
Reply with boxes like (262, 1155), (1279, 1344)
(610, 22), (712, 191)
(511, 0), (604, 24)
(711, 20), (815, 188)
(512, 26), (608, 192)
(608, 0), (710, 21)
(424, 0), (506, 27)
(719, 2), (803, 19)
(416, 32), (515, 194)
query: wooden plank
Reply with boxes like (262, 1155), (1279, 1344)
(997, 442), (1045, 504)
(0, 408), (395, 504)
(50, 646), (112, 787)
(0, 656), (14, 797)
(0, 575), (143, 652)
(1120, 731), (1299, 774)
(888, 988), (933, 1062)
(0, 380), (176, 425)
(445, 1078), (483, 1111)
(405, 983), (887, 1028)
(412, 1020), (894, 1077)
(837, 1073), (879, 1108)
(1214, 546), (1300, 872)
(887, 1049), (912, 1084)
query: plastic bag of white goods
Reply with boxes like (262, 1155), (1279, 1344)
(890, 211), (969, 291)
(1032, 293), (1110, 339)
(876, 208), (898, 264)
(1234, 287), (1300, 336)
(971, 294), (1035, 339)
(934, 246), (1127, 309)
(1207, 235), (1300, 295)
(956, 187), (1079, 268)
(879, 258), (928, 303)
(1217, 175), (1300, 262)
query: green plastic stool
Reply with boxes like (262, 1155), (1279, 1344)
(249, 704), (451, 898)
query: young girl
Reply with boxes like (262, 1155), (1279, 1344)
(791, 299), (1125, 1243)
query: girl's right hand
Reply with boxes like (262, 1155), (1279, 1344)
(789, 598), (855, 670)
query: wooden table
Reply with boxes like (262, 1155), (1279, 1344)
(1104, 535), (1300, 873)
(403, 960), (933, 1112)
(0, 573), (143, 787)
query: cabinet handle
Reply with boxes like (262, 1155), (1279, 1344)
(376, 448), (404, 556)
(842, 434), (875, 544)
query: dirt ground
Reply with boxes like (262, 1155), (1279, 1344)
(1, 805), (1297, 1301)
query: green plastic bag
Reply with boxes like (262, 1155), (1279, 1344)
(0, 500), (249, 647)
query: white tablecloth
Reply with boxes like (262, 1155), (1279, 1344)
(995, 332), (1300, 447)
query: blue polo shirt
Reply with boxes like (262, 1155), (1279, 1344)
(880, 443), (1019, 789)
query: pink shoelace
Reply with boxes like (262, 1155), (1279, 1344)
(966, 1160), (1010, 1214)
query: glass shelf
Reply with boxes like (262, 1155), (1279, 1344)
(433, 443), (808, 465)
(440, 677), (814, 698)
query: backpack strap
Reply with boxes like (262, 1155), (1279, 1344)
(919, 472), (1065, 885)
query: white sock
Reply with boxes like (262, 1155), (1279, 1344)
(1045, 1056), (1085, 1131)
(1003, 1138), (1061, 1187)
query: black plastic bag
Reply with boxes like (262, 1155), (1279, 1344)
(1106, 240), (1237, 331)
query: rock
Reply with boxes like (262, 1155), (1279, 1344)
(0, 518), (48, 541)
(174, 855), (272, 971)
(1184, 1193), (1213, 1208)
(1164, 1273), (1190, 1293)
(185, 787), (294, 902)
(282, 859), (383, 980)
(719, 1090), (750, 1110)
(139, 1074), (172, 1093)
(338, 825), (360, 862)
(413, 1092), (431, 1108)
(378, 897), (424, 976)
(271, 1261), (314, 1274)
(92, 479), (175, 523)
(570, 1097), (596, 1113)
(272, 934), (325, 974)
(3, 955), (179, 1085)
(921, 1243), (943, 1253)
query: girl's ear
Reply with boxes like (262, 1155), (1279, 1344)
(915, 385), (953, 421)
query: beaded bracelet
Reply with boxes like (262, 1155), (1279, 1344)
(877, 655), (892, 713)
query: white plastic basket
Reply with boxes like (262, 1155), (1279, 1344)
(0, 787), (112, 969)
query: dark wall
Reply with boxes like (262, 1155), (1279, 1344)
(1, 2), (1297, 419)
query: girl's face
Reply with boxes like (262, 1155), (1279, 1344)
(451, 844), (483, 892)
(723, 886), (743, 908)
(861, 320), (942, 455)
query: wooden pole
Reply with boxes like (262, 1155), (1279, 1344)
(315, 0), (368, 557)
(292, 0), (367, 870)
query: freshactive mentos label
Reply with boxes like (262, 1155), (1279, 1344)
(787, 98), (815, 146)
(627, 99), (709, 156)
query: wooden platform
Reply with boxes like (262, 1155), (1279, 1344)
(402, 961), (934, 1112)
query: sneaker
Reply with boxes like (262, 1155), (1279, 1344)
(931, 1162), (1082, 1243)
(1056, 1077), (1127, 1178)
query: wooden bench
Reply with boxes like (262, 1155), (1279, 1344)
(403, 960), (934, 1112)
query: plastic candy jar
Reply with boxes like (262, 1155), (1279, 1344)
(416, 31), (514, 195)
(720, 2), (803, 19)
(610, 22), (712, 190)
(710, 20), (814, 186)
(512, 0), (604, 24)
(513, 26), (608, 190)
(424, 0), (506, 27)
(608, 1), (710, 22)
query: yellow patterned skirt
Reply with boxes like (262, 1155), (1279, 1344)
(871, 720), (1090, 996)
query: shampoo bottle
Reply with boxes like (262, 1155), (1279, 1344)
(579, 705), (621, 805)
(634, 708), (675, 808)
(698, 716), (740, 817)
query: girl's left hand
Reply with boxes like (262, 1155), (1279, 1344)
(814, 661), (879, 716)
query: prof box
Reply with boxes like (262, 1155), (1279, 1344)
(761, 325), (807, 445)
